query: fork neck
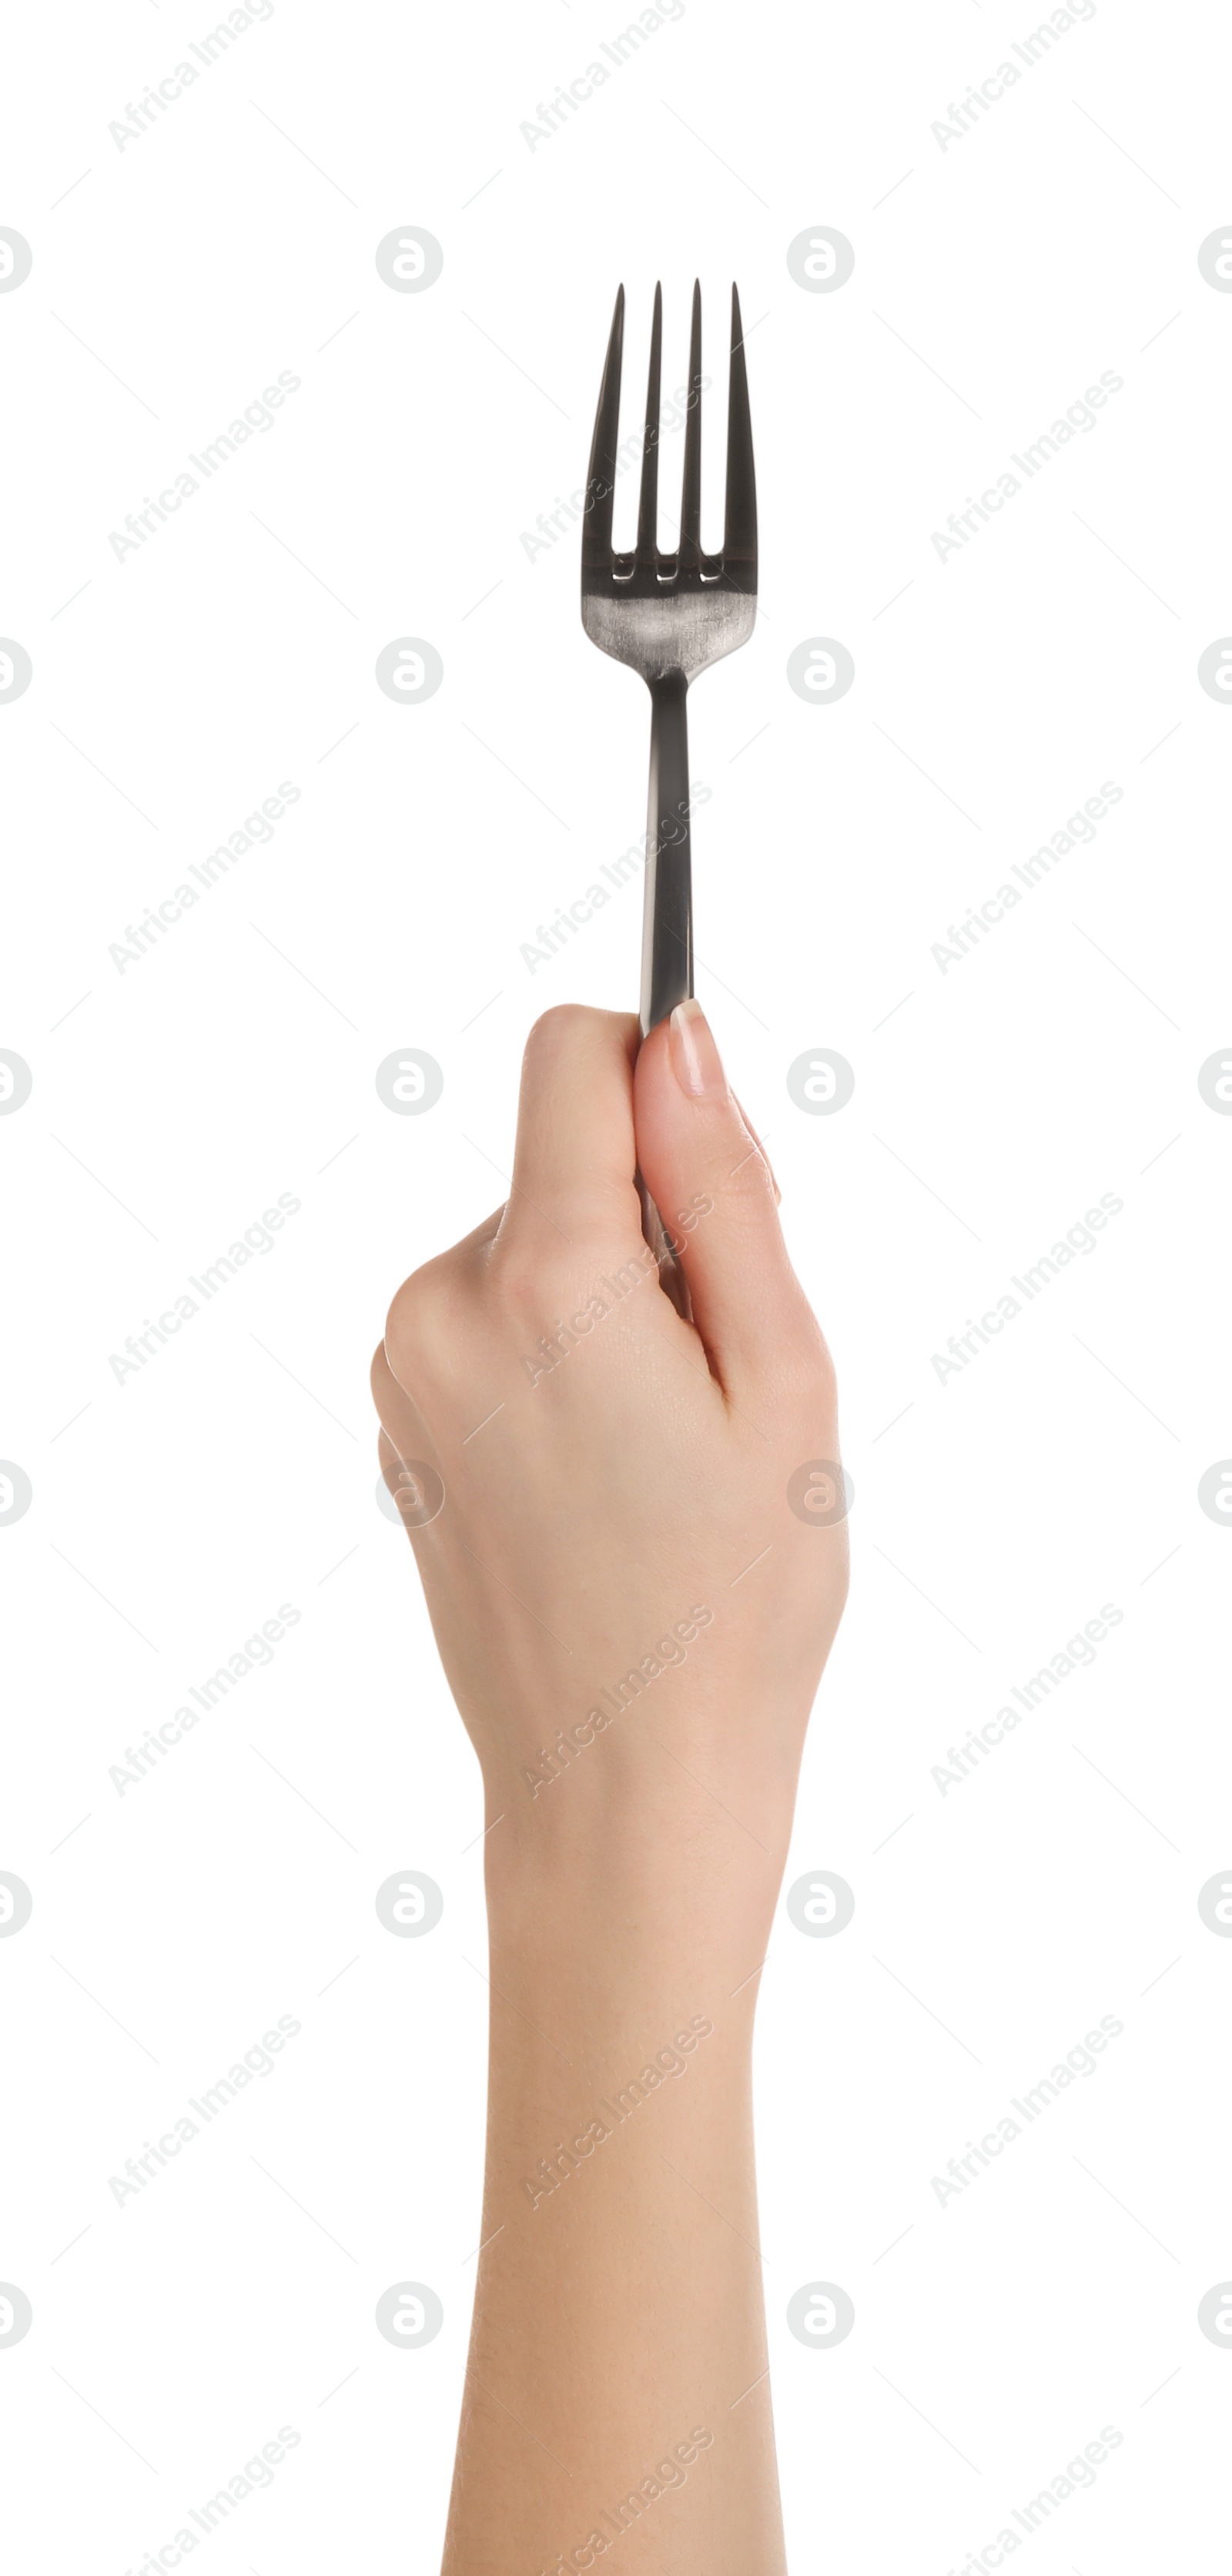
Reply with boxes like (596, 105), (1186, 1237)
(641, 670), (693, 1035)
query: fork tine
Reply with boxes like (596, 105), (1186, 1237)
(583, 284), (624, 567)
(635, 282), (663, 565)
(678, 279), (702, 570)
(724, 283), (757, 579)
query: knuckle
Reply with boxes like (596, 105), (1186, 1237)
(521, 1002), (634, 1075)
(527, 1001), (595, 1048)
(485, 1237), (547, 1314)
(488, 1223), (651, 1327)
(383, 1256), (467, 1390)
(521, 1003), (593, 1087)
(487, 1236), (591, 1332)
(769, 1314), (838, 1412)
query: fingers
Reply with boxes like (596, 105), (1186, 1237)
(633, 1001), (815, 1390)
(500, 1005), (643, 1253)
(377, 999), (819, 1427)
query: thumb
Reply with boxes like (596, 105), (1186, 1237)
(634, 999), (810, 1388)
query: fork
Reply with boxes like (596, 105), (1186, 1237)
(581, 280), (758, 1290)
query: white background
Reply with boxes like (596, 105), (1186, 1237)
(2, 0), (1231, 2568)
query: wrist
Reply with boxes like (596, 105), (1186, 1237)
(481, 1697), (798, 1936)
(483, 1822), (780, 2055)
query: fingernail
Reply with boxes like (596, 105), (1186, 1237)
(669, 998), (728, 1100)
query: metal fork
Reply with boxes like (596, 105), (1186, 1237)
(581, 280), (758, 1039)
(581, 283), (756, 1306)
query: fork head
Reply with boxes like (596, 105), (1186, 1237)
(581, 280), (757, 686)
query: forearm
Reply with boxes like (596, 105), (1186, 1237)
(443, 1842), (786, 2575)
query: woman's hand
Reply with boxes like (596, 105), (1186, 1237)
(373, 999), (846, 1920)
(371, 999), (848, 2576)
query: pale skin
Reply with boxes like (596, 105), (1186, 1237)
(371, 999), (848, 2575)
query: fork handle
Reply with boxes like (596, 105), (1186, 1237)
(640, 670), (692, 1035)
(638, 669), (693, 1318)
